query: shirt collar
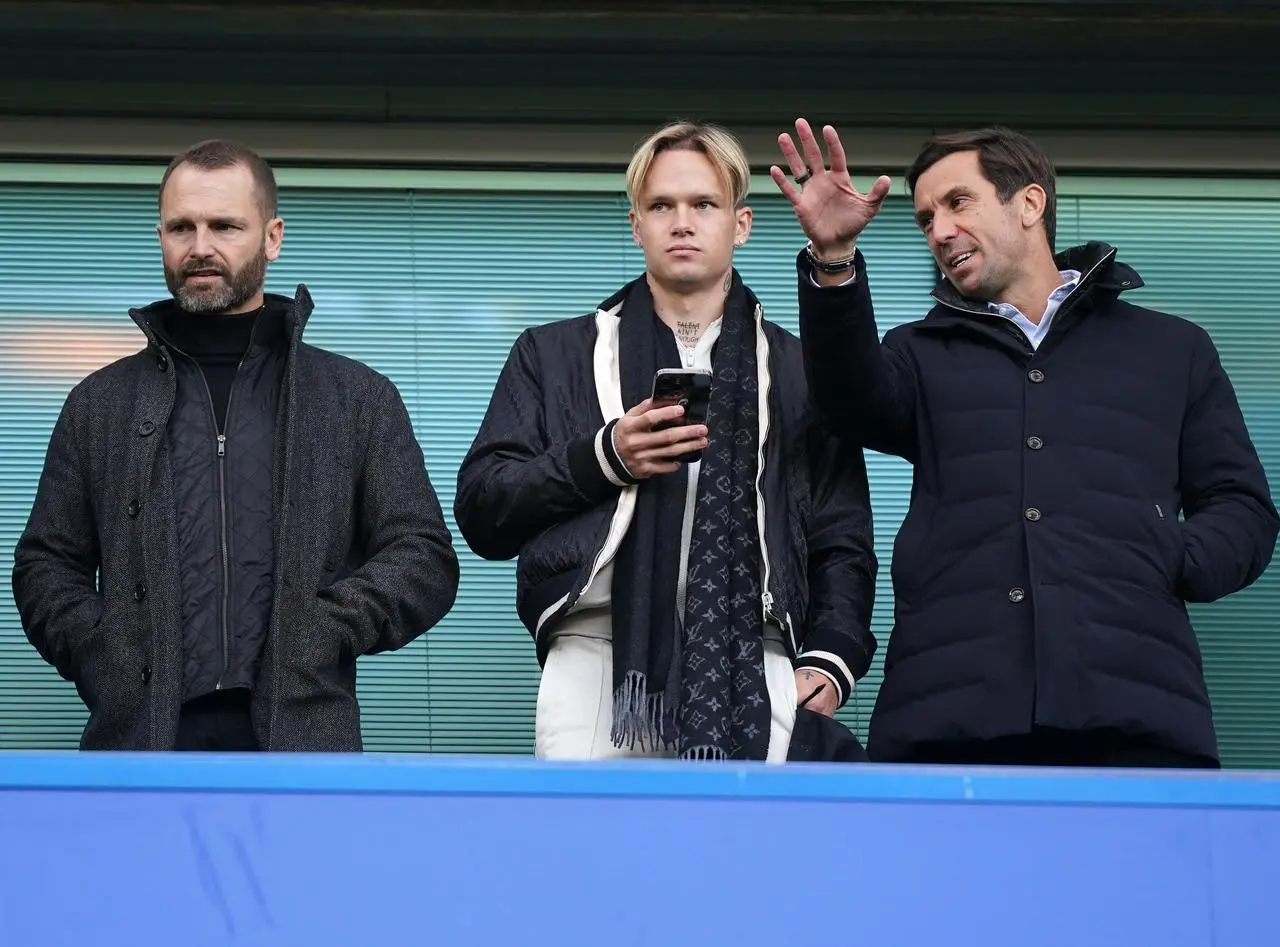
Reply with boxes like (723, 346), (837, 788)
(986, 269), (1082, 319)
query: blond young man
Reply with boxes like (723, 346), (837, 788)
(456, 122), (877, 761)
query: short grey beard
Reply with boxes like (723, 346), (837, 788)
(167, 244), (268, 315)
(177, 282), (240, 314)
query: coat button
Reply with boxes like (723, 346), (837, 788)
(134, 582), (146, 601)
(137, 420), (155, 436)
(1026, 436), (1043, 450)
(156, 354), (168, 372)
(1028, 369), (1045, 383)
(1009, 587), (1026, 603)
(1024, 507), (1042, 522)
(126, 499), (141, 518)
(142, 664), (152, 685)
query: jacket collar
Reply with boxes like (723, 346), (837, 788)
(130, 283), (316, 350)
(924, 241), (1143, 324)
(597, 269), (764, 323)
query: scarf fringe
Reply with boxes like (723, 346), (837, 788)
(679, 745), (729, 761)
(610, 670), (669, 751)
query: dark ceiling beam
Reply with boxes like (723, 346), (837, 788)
(0, 0), (1276, 167)
(2, 1), (1280, 51)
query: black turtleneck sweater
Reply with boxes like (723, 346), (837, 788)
(161, 305), (265, 432)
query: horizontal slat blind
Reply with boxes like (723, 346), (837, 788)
(0, 186), (160, 748)
(388, 191), (636, 752)
(0, 181), (929, 752)
(1, 180), (1277, 768)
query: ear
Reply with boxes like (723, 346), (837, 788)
(1019, 183), (1048, 233)
(734, 204), (753, 248)
(629, 207), (642, 247)
(264, 217), (285, 262)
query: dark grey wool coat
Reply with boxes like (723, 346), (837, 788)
(11, 286), (460, 750)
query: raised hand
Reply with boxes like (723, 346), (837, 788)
(770, 118), (893, 260)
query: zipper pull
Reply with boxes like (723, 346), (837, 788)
(761, 591), (776, 621)
(217, 434), (226, 458)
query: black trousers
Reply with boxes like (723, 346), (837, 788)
(174, 688), (258, 751)
(901, 726), (1220, 769)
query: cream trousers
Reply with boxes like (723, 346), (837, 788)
(535, 632), (797, 762)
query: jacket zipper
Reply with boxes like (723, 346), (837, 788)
(195, 365), (235, 691)
(535, 495), (633, 636)
(533, 308), (636, 636)
(197, 327), (257, 691)
(751, 303), (794, 652)
(160, 317), (260, 692)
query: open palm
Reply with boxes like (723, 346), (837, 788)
(770, 118), (893, 256)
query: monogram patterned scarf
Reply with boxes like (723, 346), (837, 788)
(609, 272), (772, 761)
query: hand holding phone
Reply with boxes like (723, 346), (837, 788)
(649, 369), (712, 464)
(612, 369), (713, 477)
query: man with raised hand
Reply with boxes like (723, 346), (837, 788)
(774, 118), (1277, 768)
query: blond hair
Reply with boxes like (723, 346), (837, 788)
(625, 121), (751, 211)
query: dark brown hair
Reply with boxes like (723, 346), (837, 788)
(158, 139), (278, 219)
(906, 125), (1057, 247)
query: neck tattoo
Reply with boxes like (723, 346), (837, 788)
(675, 320), (701, 347)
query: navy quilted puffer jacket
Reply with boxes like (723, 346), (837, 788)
(797, 242), (1279, 764)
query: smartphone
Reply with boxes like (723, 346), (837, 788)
(650, 368), (713, 464)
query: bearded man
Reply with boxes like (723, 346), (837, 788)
(12, 139), (459, 751)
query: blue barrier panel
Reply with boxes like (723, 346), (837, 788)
(1, 753), (1278, 947)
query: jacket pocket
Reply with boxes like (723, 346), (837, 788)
(66, 608), (105, 677)
(312, 597), (357, 665)
(71, 610), (131, 713)
(1150, 501), (1186, 592)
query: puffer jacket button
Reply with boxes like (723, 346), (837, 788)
(1008, 587), (1026, 603)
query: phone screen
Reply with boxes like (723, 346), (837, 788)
(650, 369), (712, 431)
